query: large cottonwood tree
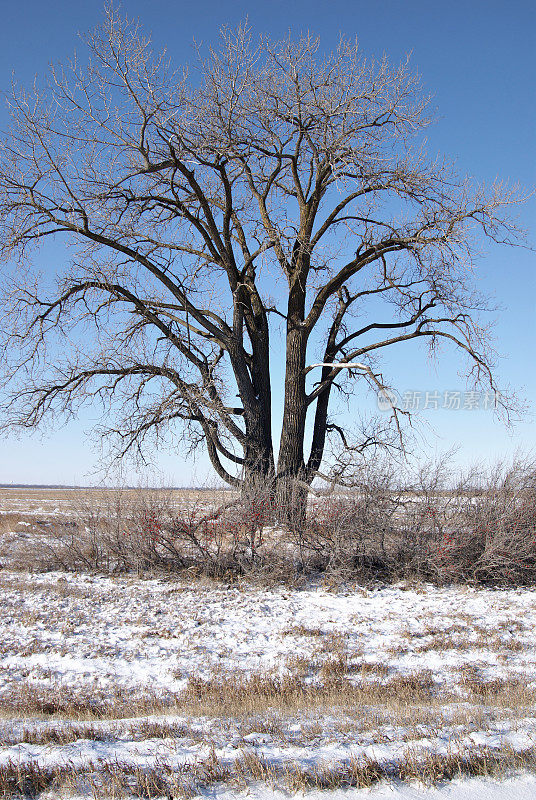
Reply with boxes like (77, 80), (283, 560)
(0, 8), (522, 505)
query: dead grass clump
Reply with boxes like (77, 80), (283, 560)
(284, 756), (385, 792)
(129, 719), (194, 740)
(319, 655), (349, 680)
(0, 687), (104, 718)
(412, 627), (527, 655)
(398, 744), (536, 785)
(0, 723), (109, 746)
(0, 759), (70, 798)
(96, 760), (192, 799)
(234, 750), (278, 786)
(284, 624), (324, 637)
(413, 630), (476, 653)
(317, 631), (348, 653)
(284, 745), (536, 792)
(352, 661), (390, 677)
(0, 513), (36, 536)
(283, 653), (320, 677)
(372, 670), (436, 703)
(500, 639), (525, 653)
(457, 667), (534, 705)
(104, 749), (231, 798)
(177, 666), (439, 716)
(183, 672), (308, 714)
(0, 682), (181, 720)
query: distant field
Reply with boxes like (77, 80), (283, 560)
(0, 486), (235, 517)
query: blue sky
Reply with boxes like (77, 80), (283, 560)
(0, 0), (534, 485)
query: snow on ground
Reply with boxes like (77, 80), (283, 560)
(196, 774), (536, 800)
(1, 572), (535, 695)
(1, 569), (536, 797)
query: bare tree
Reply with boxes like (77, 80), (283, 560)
(0, 8), (524, 513)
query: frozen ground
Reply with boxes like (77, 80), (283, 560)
(0, 490), (535, 797)
(200, 775), (536, 799)
(2, 571), (536, 698)
(0, 565), (536, 797)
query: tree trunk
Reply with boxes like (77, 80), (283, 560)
(276, 312), (309, 526)
(274, 474), (308, 529)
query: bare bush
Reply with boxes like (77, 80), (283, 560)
(38, 482), (279, 578)
(25, 457), (536, 586)
(295, 479), (398, 577)
(431, 459), (536, 584)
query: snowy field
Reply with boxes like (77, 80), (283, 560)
(0, 486), (233, 519)
(1, 493), (536, 797)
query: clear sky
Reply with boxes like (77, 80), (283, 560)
(0, 0), (534, 485)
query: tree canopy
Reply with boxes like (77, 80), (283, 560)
(0, 7), (524, 495)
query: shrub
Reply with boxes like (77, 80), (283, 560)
(431, 460), (536, 584)
(26, 457), (536, 587)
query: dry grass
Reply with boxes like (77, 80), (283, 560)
(0, 486), (234, 508)
(0, 722), (110, 746)
(0, 513), (38, 536)
(352, 661), (391, 677)
(0, 665), (440, 724)
(0, 760), (73, 798)
(177, 666), (439, 717)
(0, 743), (534, 798)
(0, 656), (535, 797)
(0, 682), (182, 721)
(3, 657), (534, 726)
(284, 624), (325, 637)
(128, 719), (195, 741)
(455, 666), (536, 705)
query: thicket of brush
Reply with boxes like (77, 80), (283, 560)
(27, 458), (536, 587)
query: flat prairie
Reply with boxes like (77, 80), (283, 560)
(0, 486), (234, 517)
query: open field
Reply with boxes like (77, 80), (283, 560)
(0, 487), (235, 518)
(1, 492), (536, 798)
